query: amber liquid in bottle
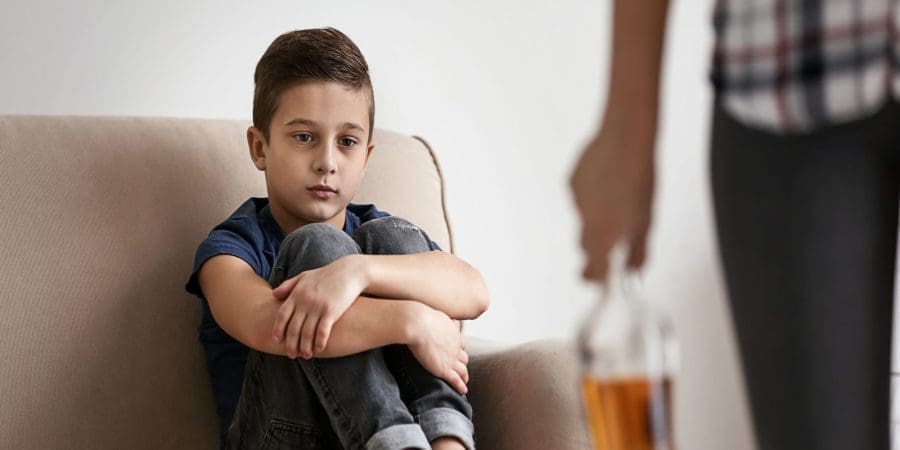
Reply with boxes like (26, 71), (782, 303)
(581, 376), (674, 450)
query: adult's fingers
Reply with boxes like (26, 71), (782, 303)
(580, 223), (617, 282)
(582, 255), (611, 283)
(459, 348), (469, 365)
(627, 218), (651, 270)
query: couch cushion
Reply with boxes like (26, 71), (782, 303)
(0, 116), (453, 448)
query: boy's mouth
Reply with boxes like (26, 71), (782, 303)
(308, 184), (337, 192)
(308, 184), (338, 200)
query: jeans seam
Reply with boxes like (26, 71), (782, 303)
(391, 347), (422, 418)
(307, 358), (363, 447)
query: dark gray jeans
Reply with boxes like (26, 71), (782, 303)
(224, 217), (475, 450)
(711, 99), (900, 450)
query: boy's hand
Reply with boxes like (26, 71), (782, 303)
(407, 305), (469, 395)
(271, 255), (367, 359)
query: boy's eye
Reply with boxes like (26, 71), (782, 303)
(293, 133), (313, 143)
(339, 137), (358, 148)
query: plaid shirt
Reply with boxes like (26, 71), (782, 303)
(710, 0), (899, 133)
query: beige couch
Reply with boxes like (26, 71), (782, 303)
(0, 116), (591, 449)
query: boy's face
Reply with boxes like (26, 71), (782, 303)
(248, 81), (374, 233)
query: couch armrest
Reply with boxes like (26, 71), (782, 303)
(466, 337), (592, 450)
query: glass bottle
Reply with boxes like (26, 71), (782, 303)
(579, 245), (678, 450)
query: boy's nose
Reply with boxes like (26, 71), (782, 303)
(313, 144), (337, 174)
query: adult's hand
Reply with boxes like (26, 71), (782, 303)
(570, 116), (655, 281)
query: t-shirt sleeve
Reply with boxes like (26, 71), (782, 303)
(185, 228), (263, 298)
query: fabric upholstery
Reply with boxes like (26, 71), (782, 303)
(465, 338), (591, 449)
(0, 116), (588, 449)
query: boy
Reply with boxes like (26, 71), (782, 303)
(185, 28), (489, 450)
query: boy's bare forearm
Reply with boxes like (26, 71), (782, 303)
(201, 255), (430, 360)
(248, 294), (422, 358)
(359, 252), (490, 320)
(314, 297), (422, 358)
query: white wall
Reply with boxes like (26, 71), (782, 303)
(0, 0), (760, 448)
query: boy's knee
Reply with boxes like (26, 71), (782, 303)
(353, 216), (432, 255)
(278, 223), (359, 272)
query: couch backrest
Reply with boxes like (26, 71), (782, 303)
(0, 116), (454, 449)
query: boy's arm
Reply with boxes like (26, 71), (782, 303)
(198, 253), (470, 393)
(198, 254), (419, 358)
(275, 251), (490, 320)
(364, 251), (490, 319)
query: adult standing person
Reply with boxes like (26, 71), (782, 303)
(570, 0), (900, 449)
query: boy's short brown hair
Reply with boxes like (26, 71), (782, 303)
(253, 28), (374, 143)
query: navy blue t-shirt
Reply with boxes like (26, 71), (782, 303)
(184, 197), (438, 439)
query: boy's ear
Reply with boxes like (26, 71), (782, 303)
(247, 126), (267, 171)
(363, 140), (376, 172)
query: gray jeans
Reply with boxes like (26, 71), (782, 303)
(224, 217), (475, 450)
